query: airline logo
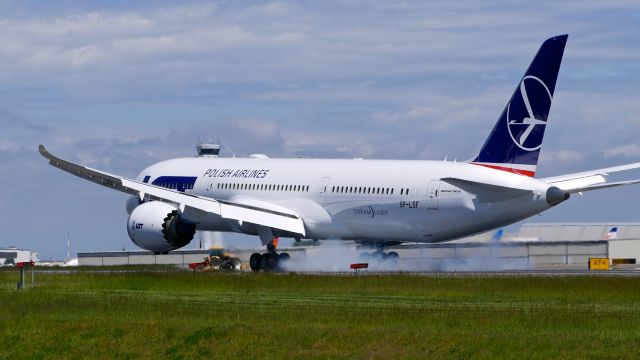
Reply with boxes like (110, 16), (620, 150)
(506, 75), (552, 152)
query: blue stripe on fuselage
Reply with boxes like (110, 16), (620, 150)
(152, 176), (198, 192)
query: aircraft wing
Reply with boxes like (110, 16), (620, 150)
(541, 162), (640, 193)
(38, 144), (306, 236)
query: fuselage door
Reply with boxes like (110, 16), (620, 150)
(427, 180), (440, 210)
(317, 177), (331, 204)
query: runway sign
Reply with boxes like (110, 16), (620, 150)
(588, 258), (610, 271)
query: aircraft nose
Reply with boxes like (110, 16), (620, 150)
(546, 186), (570, 206)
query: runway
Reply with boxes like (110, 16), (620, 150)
(27, 264), (640, 276)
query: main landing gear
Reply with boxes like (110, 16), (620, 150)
(250, 240), (290, 272)
(360, 251), (399, 261)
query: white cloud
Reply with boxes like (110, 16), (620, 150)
(604, 144), (640, 158)
(539, 149), (585, 165)
(0, 1), (636, 101)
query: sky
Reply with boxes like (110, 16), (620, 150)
(1, 1), (639, 259)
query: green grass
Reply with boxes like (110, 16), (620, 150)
(1, 269), (640, 359)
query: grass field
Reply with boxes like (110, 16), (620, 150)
(1, 268), (640, 359)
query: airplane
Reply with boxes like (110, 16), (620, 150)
(604, 227), (618, 240)
(40, 34), (640, 271)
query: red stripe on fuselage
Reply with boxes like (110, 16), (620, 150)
(471, 163), (535, 177)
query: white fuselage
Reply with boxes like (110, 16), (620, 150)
(136, 156), (556, 244)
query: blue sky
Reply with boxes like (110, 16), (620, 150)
(1, 1), (639, 259)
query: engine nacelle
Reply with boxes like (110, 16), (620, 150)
(125, 196), (140, 215)
(127, 201), (196, 253)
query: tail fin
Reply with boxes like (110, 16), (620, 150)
(472, 35), (568, 177)
(604, 227), (618, 240)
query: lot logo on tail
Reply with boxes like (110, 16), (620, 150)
(506, 75), (552, 151)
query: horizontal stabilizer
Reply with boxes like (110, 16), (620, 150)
(543, 161), (640, 193)
(441, 177), (531, 201)
(564, 179), (640, 194)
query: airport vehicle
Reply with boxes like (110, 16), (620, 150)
(188, 247), (241, 271)
(40, 34), (640, 271)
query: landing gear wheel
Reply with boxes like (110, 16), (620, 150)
(276, 253), (290, 271)
(278, 252), (290, 262)
(250, 253), (262, 272)
(371, 251), (387, 260)
(261, 253), (278, 272)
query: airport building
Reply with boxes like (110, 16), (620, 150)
(76, 223), (640, 269)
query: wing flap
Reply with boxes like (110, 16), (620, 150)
(219, 201), (305, 235)
(39, 144), (305, 236)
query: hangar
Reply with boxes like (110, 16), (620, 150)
(76, 223), (640, 269)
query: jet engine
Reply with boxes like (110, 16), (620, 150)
(127, 201), (197, 253)
(125, 196), (140, 215)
